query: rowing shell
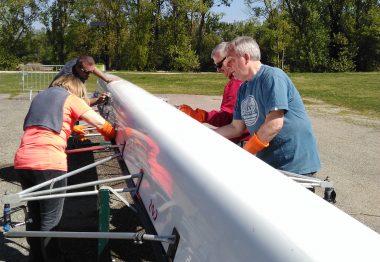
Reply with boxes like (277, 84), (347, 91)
(98, 76), (380, 262)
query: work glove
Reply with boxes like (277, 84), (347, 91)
(243, 133), (269, 155)
(72, 125), (86, 135)
(97, 121), (116, 141)
(178, 104), (207, 123)
(72, 125), (88, 141)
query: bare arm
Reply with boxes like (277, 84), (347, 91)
(93, 67), (112, 83)
(256, 110), (284, 143)
(80, 109), (106, 129)
(88, 93), (109, 107)
(215, 119), (246, 139)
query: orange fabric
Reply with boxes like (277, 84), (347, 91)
(96, 121), (116, 141)
(72, 125), (88, 141)
(14, 95), (91, 171)
(243, 133), (269, 155)
(178, 104), (193, 115)
(179, 104), (207, 123)
(72, 125), (86, 134)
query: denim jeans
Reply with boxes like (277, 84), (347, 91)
(17, 169), (67, 262)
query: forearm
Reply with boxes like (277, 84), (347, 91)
(256, 110), (284, 143)
(93, 67), (109, 82)
(88, 97), (98, 107)
(80, 109), (106, 129)
(215, 119), (246, 139)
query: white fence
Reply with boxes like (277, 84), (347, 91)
(21, 64), (64, 99)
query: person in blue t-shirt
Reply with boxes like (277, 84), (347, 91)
(215, 36), (320, 176)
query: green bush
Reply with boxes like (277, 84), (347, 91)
(0, 53), (19, 70)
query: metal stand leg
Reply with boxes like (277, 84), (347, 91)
(98, 188), (111, 261)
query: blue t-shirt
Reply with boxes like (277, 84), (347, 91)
(234, 64), (320, 174)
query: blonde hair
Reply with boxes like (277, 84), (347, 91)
(50, 75), (89, 103)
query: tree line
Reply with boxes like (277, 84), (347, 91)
(0, 0), (379, 72)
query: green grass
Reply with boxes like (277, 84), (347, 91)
(112, 72), (226, 95)
(1, 71), (379, 118)
(289, 72), (380, 117)
(0, 72), (24, 97)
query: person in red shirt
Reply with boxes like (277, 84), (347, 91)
(178, 42), (250, 145)
(14, 75), (116, 262)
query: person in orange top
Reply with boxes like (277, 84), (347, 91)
(14, 75), (116, 262)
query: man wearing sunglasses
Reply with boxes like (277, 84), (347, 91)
(178, 42), (250, 146)
(52, 55), (113, 106)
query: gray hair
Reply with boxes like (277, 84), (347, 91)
(211, 42), (228, 58)
(228, 36), (261, 61)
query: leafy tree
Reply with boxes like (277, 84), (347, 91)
(87, 0), (129, 69)
(284, 0), (329, 71)
(40, 0), (76, 64)
(245, 0), (290, 68)
(23, 29), (53, 64)
(353, 1), (380, 71)
(323, 0), (357, 71)
(196, 33), (222, 71)
(329, 32), (356, 71)
(0, 0), (43, 69)
(0, 0), (377, 72)
(126, 0), (154, 70)
(159, 0), (200, 71)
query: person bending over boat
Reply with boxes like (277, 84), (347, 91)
(215, 36), (320, 176)
(52, 55), (113, 106)
(178, 42), (250, 147)
(14, 75), (116, 262)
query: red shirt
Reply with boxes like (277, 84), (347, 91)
(206, 78), (251, 143)
(14, 94), (91, 171)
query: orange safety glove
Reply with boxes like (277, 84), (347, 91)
(243, 133), (269, 155)
(72, 125), (88, 141)
(179, 104), (207, 123)
(72, 125), (86, 135)
(96, 121), (116, 141)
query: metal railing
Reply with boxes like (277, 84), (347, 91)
(21, 64), (64, 100)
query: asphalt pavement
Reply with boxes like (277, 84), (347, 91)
(1, 93), (379, 261)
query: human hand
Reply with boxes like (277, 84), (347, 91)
(72, 125), (89, 141)
(94, 92), (109, 105)
(178, 104), (207, 123)
(72, 125), (86, 135)
(105, 78), (114, 84)
(178, 104), (193, 114)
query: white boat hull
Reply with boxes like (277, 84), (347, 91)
(98, 77), (380, 262)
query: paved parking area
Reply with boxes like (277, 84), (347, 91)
(1, 93), (379, 261)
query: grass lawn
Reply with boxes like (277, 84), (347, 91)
(1, 71), (379, 118)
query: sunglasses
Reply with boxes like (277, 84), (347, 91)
(80, 67), (93, 74)
(215, 57), (226, 69)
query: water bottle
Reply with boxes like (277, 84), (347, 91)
(3, 203), (11, 232)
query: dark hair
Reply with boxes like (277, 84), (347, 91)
(76, 56), (95, 67)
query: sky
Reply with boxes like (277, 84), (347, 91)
(211, 0), (251, 23)
(33, 0), (251, 29)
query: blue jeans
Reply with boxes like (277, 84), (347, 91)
(17, 169), (67, 262)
